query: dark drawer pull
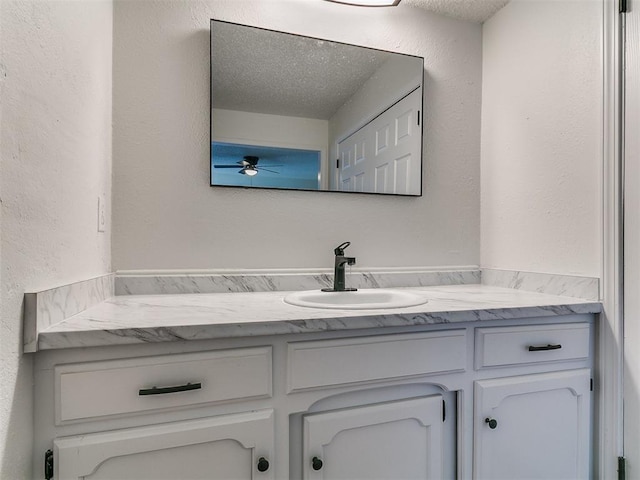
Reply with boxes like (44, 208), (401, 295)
(138, 382), (202, 396)
(528, 344), (562, 352)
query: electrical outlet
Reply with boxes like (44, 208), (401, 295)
(98, 195), (106, 233)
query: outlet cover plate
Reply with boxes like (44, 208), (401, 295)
(98, 196), (106, 233)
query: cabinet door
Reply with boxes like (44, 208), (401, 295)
(303, 395), (444, 480)
(54, 409), (274, 480)
(474, 369), (591, 480)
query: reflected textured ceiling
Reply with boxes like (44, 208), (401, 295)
(212, 21), (391, 120)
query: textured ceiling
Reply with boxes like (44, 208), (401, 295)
(403, 0), (509, 23)
(212, 21), (392, 120)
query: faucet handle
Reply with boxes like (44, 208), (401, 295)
(334, 241), (351, 256)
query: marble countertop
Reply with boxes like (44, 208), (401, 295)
(36, 285), (602, 350)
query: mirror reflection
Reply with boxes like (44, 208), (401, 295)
(210, 19), (424, 196)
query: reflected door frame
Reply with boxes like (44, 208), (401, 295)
(623, 0), (640, 476)
(600, 0), (624, 478)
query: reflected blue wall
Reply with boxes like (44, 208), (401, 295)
(212, 142), (321, 190)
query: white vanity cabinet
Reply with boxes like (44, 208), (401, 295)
(287, 331), (466, 480)
(34, 315), (594, 480)
(473, 323), (593, 480)
(45, 347), (275, 480)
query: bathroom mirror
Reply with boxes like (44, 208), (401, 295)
(210, 19), (424, 196)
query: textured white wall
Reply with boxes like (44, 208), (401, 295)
(0, 1), (112, 476)
(480, 0), (602, 276)
(113, 0), (482, 271)
(212, 109), (329, 152)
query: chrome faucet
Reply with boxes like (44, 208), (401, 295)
(322, 242), (357, 292)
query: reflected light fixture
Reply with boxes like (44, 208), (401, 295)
(325, 0), (400, 6)
(242, 166), (258, 176)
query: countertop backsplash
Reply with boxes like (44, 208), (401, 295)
(114, 267), (481, 296)
(481, 269), (600, 301)
(23, 273), (114, 353)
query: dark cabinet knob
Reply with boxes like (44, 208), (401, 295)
(257, 457), (270, 472)
(312, 456), (323, 471)
(485, 417), (498, 429)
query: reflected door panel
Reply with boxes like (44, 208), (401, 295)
(337, 88), (422, 195)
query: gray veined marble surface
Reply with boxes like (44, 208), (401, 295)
(24, 274), (114, 353)
(36, 285), (601, 351)
(114, 268), (482, 295)
(115, 267), (600, 299)
(481, 269), (600, 300)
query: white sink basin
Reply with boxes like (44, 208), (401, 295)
(283, 288), (428, 310)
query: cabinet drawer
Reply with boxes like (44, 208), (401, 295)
(287, 330), (466, 393)
(55, 347), (272, 424)
(475, 323), (590, 369)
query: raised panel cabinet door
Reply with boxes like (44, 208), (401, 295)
(474, 369), (591, 480)
(54, 409), (274, 480)
(302, 395), (444, 480)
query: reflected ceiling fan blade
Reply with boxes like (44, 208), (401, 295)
(215, 155), (283, 175)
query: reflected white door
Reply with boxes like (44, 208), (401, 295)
(337, 88), (422, 195)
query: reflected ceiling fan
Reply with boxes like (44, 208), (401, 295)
(213, 156), (281, 176)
